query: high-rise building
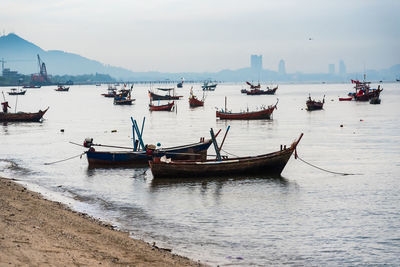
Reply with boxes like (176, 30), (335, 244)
(339, 60), (346, 76)
(328, 64), (335, 74)
(278, 59), (286, 75)
(250, 55), (262, 71)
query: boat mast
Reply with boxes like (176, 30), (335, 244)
(224, 96), (227, 112)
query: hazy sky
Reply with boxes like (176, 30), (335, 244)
(1, 0), (399, 73)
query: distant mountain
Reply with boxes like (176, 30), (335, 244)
(0, 33), (135, 79)
(1, 33), (399, 82)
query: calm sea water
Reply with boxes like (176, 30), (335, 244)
(1, 82), (399, 266)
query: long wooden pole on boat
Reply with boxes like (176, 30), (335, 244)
(224, 96), (227, 112)
(132, 119), (136, 151)
(218, 125), (230, 153)
(131, 118), (146, 151)
(210, 128), (222, 161)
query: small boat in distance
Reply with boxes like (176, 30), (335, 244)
(149, 101), (174, 111)
(246, 86), (278, 95)
(7, 88), (27, 95)
(339, 97), (352, 101)
(149, 133), (304, 179)
(306, 94), (325, 111)
(216, 97), (278, 120)
(114, 96), (135, 105)
(177, 78), (184, 88)
(148, 88), (182, 101)
(55, 85), (69, 91)
(202, 80), (217, 91)
(114, 88), (134, 105)
(101, 88), (117, 97)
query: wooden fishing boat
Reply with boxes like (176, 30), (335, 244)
(189, 87), (204, 107)
(216, 98), (278, 120)
(339, 97), (352, 101)
(148, 88), (182, 101)
(246, 86), (278, 95)
(0, 107), (49, 122)
(354, 87), (382, 101)
(149, 134), (303, 178)
(101, 88), (117, 97)
(202, 81), (217, 91)
(55, 86), (69, 91)
(177, 78), (184, 88)
(189, 95), (204, 107)
(149, 101), (174, 111)
(7, 88), (27, 95)
(350, 77), (383, 102)
(114, 97), (135, 105)
(86, 138), (213, 167)
(84, 117), (215, 167)
(113, 88), (134, 105)
(306, 95), (324, 111)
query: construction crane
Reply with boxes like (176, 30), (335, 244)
(31, 54), (49, 84)
(37, 54), (48, 81)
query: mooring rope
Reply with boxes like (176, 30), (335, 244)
(44, 152), (86, 165)
(296, 154), (361, 176)
(220, 148), (239, 158)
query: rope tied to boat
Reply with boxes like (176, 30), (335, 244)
(44, 152), (86, 165)
(295, 152), (361, 176)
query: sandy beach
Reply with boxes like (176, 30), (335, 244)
(0, 176), (201, 266)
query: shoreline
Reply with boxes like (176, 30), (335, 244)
(0, 176), (203, 266)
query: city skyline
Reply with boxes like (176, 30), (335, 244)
(1, 0), (399, 74)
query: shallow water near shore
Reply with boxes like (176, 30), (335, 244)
(1, 82), (399, 266)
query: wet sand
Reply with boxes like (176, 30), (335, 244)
(0, 177), (202, 266)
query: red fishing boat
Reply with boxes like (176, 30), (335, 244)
(350, 77), (383, 102)
(306, 94), (325, 111)
(149, 101), (174, 111)
(339, 97), (352, 101)
(55, 85), (69, 91)
(216, 98), (278, 120)
(188, 88), (204, 107)
(246, 86), (278, 95)
(189, 95), (204, 107)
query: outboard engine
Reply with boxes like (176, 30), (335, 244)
(83, 138), (93, 148)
